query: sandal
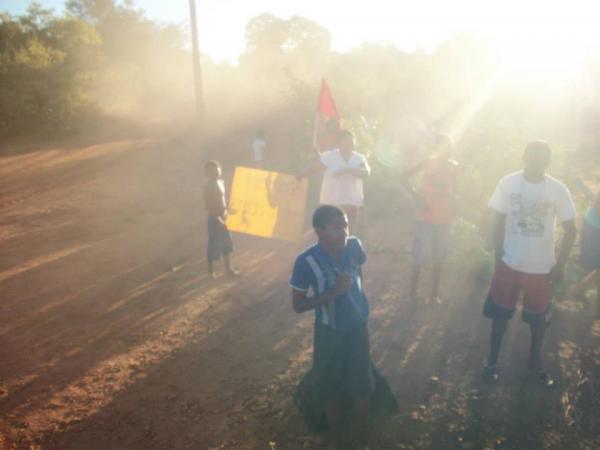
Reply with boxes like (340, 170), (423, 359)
(482, 363), (499, 383)
(533, 370), (555, 388)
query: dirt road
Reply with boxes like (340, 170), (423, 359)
(0, 138), (598, 449)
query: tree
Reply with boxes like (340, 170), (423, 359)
(0, 5), (102, 137)
(65, 0), (118, 23)
(241, 13), (331, 82)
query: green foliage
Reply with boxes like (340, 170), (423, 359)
(2, 0), (599, 199)
(0, 1), (197, 142)
(0, 4), (101, 137)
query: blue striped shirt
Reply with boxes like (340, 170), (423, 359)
(290, 237), (369, 330)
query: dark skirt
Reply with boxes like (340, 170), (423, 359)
(293, 322), (398, 433)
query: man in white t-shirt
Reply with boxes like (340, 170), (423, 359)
(482, 141), (577, 386)
(252, 129), (266, 167)
(318, 130), (370, 231)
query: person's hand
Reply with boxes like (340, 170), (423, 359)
(265, 174), (272, 188)
(334, 168), (350, 177)
(450, 196), (459, 215)
(333, 272), (353, 295)
(493, 252), (504, 272)
(412, 191), (428, 209)
(549, 263), (565, 284)
(345, 167), (362, 177)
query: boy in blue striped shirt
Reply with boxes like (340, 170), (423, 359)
(290, 205), (396, 450)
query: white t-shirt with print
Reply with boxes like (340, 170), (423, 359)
(253, 138), (266, 162)
(488, 171), (576, 274)
(319, 149), (370, 207)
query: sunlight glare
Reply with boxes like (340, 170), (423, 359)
(493, 23), (594, 80)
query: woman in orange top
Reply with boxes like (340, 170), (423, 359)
(402, 134), (458, 307)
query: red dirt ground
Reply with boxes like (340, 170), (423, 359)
(0, 137), (598, 449)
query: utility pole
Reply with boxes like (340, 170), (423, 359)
(188, 0), (204, 123)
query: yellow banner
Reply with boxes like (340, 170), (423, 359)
(226, 167), (309, 242)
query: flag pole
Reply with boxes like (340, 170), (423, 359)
(312, 111), (320, 152)
(189, 0), (204, 125)
(313, 79), (325, 152)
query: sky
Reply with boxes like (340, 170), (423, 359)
(3, 0), (600, 67)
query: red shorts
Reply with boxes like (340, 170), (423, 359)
(484, 261), (552, 323)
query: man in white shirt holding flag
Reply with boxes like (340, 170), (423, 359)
(318, 130), (370, 232)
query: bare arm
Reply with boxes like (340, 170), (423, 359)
(400, 160), (426, 190)
(399, 160), (427, 207)
(400, 160), (427, 181)
(356, 168), (370, 178)
(291, 273), (352, 313)
(296, 156), (323, 180)
(574, 178), (596, 203)
(550, 219), (577, 281)
(204, 183), (226, 220)
(492, 211), (507, 266)
(451, 165), (459, 214)
(340, 163), (370, 179)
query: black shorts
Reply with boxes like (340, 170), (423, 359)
(206, 216), (233, 261)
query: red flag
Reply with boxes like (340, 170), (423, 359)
(313, 79), (341, 151)
(317, 79), (339, 117)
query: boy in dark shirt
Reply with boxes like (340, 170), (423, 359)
(204, 160), (238, 278)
